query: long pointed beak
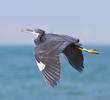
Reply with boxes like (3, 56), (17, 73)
(21, 28), (39, 37)
(21, 29), (34, 33)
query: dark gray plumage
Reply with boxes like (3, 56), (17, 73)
(21, 28), (99, 87)
(32, 29), (83, 87)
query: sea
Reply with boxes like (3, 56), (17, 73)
(0, 45), (110, 100)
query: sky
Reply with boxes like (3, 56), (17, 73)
(0, 0), (110, 45)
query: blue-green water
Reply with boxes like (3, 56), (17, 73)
(0, 45), (110, 100)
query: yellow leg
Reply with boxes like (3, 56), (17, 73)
(79, 47), (99, 54)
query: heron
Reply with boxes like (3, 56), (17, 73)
(21, 28), (99, 88)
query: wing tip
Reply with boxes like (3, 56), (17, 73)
(41, 69), (60, 88)
(76, 65), (84, 72)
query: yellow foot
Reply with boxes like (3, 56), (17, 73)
(79, 48), (99, 54)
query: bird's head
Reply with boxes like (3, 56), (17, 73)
(21, 28), (45, 38)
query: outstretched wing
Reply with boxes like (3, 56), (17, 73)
(34, 41), (70, 87)
(63, 44), (84, 72)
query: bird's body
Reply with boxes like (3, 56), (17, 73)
(34, 33), (80, 45)
(21, 28), (99, 88)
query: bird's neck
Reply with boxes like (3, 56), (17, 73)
(34, 33), (45, 45)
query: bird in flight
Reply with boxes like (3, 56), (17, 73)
(21, 28), (99, 88)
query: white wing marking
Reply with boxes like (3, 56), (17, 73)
(36, 61), (46, 71)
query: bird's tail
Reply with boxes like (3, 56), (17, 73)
(79, 47), (99, 54)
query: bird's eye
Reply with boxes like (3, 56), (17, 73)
(77, 39), (80, 42)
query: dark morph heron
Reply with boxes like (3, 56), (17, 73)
(21, 28), (99, 88)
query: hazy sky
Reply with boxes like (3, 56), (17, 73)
(0, 0), (110, 44)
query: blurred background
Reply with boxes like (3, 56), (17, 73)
(0, 0), (110, 100)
